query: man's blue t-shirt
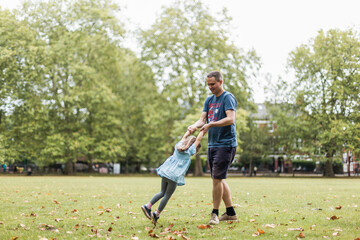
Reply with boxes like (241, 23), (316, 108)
(203, 91), (237, 148)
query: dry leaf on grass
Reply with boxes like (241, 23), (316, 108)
(335, 206), (342, 210)
(288, 227), (304, 231)
(197, 224), (213, 229)
(148, 232), (160, 238)
(265, 224), (276, 228)
(298, 232), (305, 238)
(330, 215), (339, 220)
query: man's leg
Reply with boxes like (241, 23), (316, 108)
(212, 178), (223, 210)
(221, 180), (233, 208)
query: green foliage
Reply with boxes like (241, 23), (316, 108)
(140, 0), (260, 115)
(287, 28), (360, 176)
(0, 0), (258, 173)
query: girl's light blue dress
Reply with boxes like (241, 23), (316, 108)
(156, 141), (196, 186)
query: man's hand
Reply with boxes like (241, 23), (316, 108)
(200, 123), (211, 135)
(187, 125), (197, 134)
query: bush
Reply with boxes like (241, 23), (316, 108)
(292, 160), (316, 171)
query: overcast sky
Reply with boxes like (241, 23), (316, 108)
(1, 0), (360, 102)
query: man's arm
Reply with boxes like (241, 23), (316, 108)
(188, 112), (207, 134)
(200, 109), (235, 134)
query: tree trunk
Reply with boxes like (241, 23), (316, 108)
(194, 154), (203, 176)
(88, 154), (94, 173)
(64, 159), (74, 175)
(249, 158), (253, 177)
(323, 159), (335, 177)
(125, 157), (129, 174)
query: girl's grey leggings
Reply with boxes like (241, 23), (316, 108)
(150, 177), (177, 212)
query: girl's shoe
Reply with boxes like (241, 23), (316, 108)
(151, 212), (159, 226)
(141, 205), (151, 220)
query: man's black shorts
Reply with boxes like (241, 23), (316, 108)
(207, 147), (237, 179)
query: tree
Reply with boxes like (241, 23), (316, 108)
(140, 0), (260, 117)
(239, 112), (271, 176)
(139, 0), (260, 176)
(0, 8), (46, 166)
(289, 29), (360, 177)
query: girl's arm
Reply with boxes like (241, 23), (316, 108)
(180, 129), (193, 142)
(194, 130), (205, 148)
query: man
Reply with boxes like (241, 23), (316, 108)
(188, 71), (237, 225)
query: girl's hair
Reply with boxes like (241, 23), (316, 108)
(178, 136), (196, 152)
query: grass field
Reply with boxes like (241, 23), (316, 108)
(0, 176), (360, 239)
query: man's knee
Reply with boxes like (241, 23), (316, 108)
(213, 178), (223, 186)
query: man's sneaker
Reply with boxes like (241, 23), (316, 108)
(208, 213), (219, 225)
(141, 205), (151, 220)
(219, 212), (238, 221)
(151, 212), (159, 226)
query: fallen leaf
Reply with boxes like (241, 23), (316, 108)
(108, 227), (112, 232)
(98, 206), (104, 209)
(330, 215), (339, 220)
(97, 211), (104, 215)
(53, 200), (61, 204)
(265, 224), (276, 228)
(148, 232), (159, 238)
(164, 223), (174, 232)
(332, 232), (340, 236)
(71, 209), (79, 214)
(288, 227), (304, 231)
(298, 232), (305, 238)
(335, 206), (342, 210)
(11, 237), (18, 240)
(180, 234), (190, 240)
(87, 224), (94, 227)
(105, 208), (112, 213)
(74, 224), (79, 229)
(257, 229), (265, 234)
(54, 218), (62, 222)
(249, 219), (256, 222)
(30, 213), (38, 217)
(197, 224), (213, 229)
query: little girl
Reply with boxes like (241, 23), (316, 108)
(141, 129), (204, 225)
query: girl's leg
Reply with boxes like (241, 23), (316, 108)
(157, 178), (177, 212)
(149, 177), (167, 205)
